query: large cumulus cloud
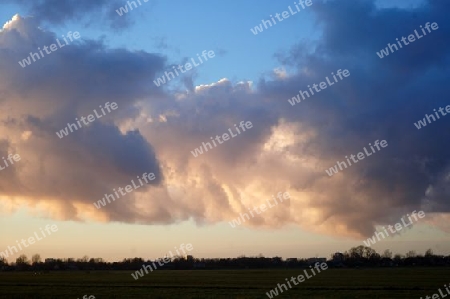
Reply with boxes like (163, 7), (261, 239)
(0, 15), (164, 223)
(1, 0), (450, 239)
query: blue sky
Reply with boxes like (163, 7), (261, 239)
(1, 1), (319, 85)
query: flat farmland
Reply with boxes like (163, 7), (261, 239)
(0, 268), (449, 298)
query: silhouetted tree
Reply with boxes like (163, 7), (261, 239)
(425, 249), (434, 257)
(382, 249), (392, 259)
(32, 254), (41, 264)
(16, 254), (29, 265)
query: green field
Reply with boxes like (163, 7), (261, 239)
(0, 268), (448, 298)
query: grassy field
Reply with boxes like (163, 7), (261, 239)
(0, 268), (448, 298)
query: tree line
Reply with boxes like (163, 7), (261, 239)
(1, 246), (449, 272)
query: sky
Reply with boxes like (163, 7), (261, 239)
(0, 0), (450, 263)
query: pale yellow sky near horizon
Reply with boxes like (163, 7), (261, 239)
(1, 209), (449, 263)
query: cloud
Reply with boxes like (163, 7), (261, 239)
(0, 15), (164, 222)
(4, 0), (141, 29)
(1, 0), (450, 239)
(260, 0), (450, 235)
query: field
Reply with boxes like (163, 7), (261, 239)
(1, 268), (449, 298)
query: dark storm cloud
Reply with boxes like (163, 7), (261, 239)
(5, 0), (136, 29)
(78, 124), (162, 182)
(256, 0), (450, 234)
